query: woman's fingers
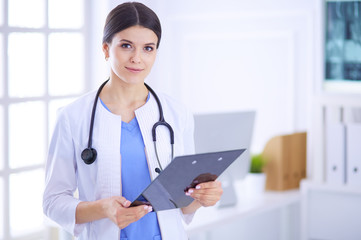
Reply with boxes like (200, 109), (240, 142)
(103, 196), (152, 229)
(112, 196), (131, 208)
(185, 180), (223, 207)
(117, 205), (152, 229)
(196, 180), (222, 189)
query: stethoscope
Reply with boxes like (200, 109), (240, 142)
(81, 79), (174, 174)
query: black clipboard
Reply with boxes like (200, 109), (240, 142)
(130, 149), (246, 212)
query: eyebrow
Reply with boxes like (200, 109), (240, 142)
(120, 39), (156, 46)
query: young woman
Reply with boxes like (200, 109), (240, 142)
(43, 2), (223, 239)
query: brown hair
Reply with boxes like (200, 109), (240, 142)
(103, 2), (162, 48)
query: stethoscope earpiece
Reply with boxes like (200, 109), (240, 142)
(81, 148), (97, 165)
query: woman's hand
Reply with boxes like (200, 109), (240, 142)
(76, 196), (152, 229)
(102, 196), (152, 229)
(185, 180), (223, 207)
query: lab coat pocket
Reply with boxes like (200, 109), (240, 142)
(120, 238), (128, 240)
(154, 234), (161, 240)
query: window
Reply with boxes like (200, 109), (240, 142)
(0, 0), (88, 239)
(0, 0), (3, 26)
(0, 34), (3, 98)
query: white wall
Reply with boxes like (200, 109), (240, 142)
(97, 0), (317, 156)
(89, 1), (320, 239)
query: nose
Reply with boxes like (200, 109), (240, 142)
(130, 49), (141, 64)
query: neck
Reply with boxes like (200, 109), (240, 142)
(100, 78), (148, 107)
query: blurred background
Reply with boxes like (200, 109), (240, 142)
(1, 0), (361, 239)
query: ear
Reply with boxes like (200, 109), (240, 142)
(102, 42), (109, 60)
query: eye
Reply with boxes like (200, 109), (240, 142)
(144, 46), (154, 52)
(121, 43), (132, 49)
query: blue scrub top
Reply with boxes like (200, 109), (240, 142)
(100, 97), (161, 240)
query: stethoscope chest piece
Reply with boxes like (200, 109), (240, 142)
(81, 148), (97, 165)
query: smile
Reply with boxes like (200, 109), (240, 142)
(125, 67), (144, 73)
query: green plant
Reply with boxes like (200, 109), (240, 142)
(250, 153), (266, 173)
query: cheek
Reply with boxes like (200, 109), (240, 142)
(111, 51), (128, 63)
(144, 54), (157, 68)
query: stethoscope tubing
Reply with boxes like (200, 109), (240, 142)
(87, 80), (109, 150)
(83, 79), (174, 172)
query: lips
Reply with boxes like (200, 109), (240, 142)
(125, 67), (144, 73)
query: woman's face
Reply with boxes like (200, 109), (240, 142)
(103, 25), (158, 85)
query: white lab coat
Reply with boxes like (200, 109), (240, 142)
(43, 89), (195, 240)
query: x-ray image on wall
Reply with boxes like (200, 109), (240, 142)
(325, 1), (361, 84)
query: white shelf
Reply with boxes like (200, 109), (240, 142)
(186, 180), (300, 235)
(301, 180), (361, 195)
(313, 94), (361, 107)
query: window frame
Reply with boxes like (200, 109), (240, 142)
(0, 0), (92, 239)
